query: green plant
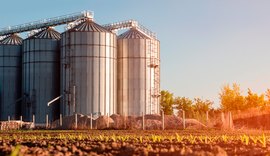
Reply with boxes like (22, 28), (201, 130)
(10, 145), (21, 156)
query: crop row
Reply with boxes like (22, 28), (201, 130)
(0, 133), (268, 148)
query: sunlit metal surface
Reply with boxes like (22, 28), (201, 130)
(117, 28), (160, 116)
(61, 19), (117, 117)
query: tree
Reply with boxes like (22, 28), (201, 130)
(160, 90), (174, 115)
(193, 98), (213, 113)
(174, 96), (193, 117)
(245, 88), (265, 108)
(265, 89), (270, 106)
(219, 83), (245, 111)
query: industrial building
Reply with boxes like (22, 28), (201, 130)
(0, 11), (160, 123)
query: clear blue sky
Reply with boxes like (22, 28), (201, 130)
(1, 0), (270, 107)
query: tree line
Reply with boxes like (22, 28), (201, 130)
(160, 83), (270, 116)
(219, 83), (270, 111)
(160, 90), (213, 118)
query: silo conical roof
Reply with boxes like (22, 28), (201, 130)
(70, 18), (110, 32)
(118, 28), (150, 39)
(1, 34), (22, 45)
(28, 27), (60, 40)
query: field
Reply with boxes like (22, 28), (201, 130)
(1, 130), (270, 156)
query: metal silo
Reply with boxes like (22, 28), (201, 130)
(22, 27), (60, 123)
(0, 34), (22, 120)
(61, 18), (117, 117)
(117, 28), (160, 116)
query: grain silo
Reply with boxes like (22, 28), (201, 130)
(117, 28), (160, 116)
(22, 27), (60, 123)
(61, 18), (117, 117)
(0, 34), (22, 120)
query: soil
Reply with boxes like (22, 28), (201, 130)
(0, 130), (270, 156)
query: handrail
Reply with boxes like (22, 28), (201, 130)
(0, 10), (93, 36)
(103, 20), (157, 39)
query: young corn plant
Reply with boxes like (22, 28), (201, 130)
(221, 135), (229, 143)
(120, 136), (129, 142)
(10, 145), (21, 156)
(98, 135), (105, 141)
(111, 134), (117, 142)
(249, 136), (258, 145)
(258, 134), (266, 148)
(104, 136), (109, 142)
(168, 135), (174, 143)
(77, 133), (84, 140)
(187, 135), (197, 144)
(197, 136), (205, 144)
(151, 135), (159, 143)
(157, 136), (163, 142)
(203, 136), (209, 144)
(139, 136), (143, 143)
(175, 133), (184, 143)
(240, 135), (249, 145)
(58, 134), (66, 140)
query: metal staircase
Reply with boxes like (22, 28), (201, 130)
(103, 20), (157, 39)
(0, 11), (93, 36)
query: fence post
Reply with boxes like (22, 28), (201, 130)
(75, 113), (77, 129)
(162, 111), (164, 130)
(32, 114), (35, 128)
(182, 110), (185, 129)
(142, 112), (145, 130)
(124, 113), (127, 130)
(46, 114), (49, 129)
(107, 113), (109, 128)
(33, 115), (35, 123)
(60, 114), (62, 127)
(20, 116), (22, 128)
(229, 111), (232, 129)
(221, 112), (225, 127)
(90, 113), (92, 130)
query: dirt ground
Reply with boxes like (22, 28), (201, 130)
(1, 129), (270, 155)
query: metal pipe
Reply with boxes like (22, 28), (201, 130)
(47, 95), (62, 106)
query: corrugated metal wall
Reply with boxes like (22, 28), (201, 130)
(117, 28), (160, 116)
(61, 19), (117, 117)
(22, 28), (60, 123)
(0, 35), (22, 120)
